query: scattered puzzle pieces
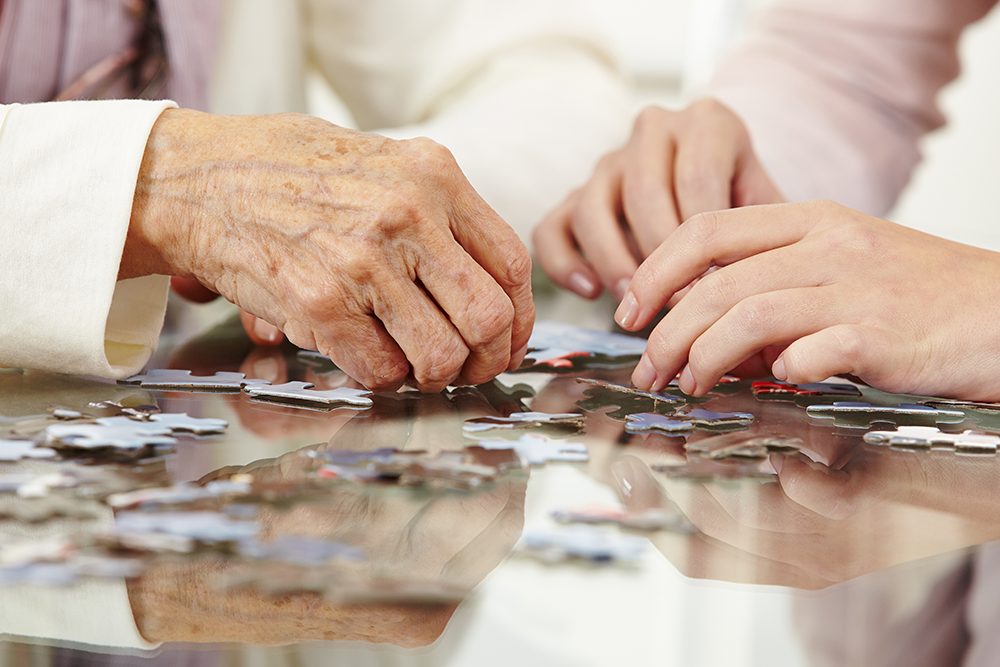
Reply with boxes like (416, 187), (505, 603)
(148, 413), (229, 435)
(517, 321), (646, 371)
(551, 505), (695, 533)
(45, 422), (176, 451)
(863, 426), (1000, 456)
(243, 382), (373, 409)
(519, 525), (646, 564)
(462, 411), (585, 435)
(476, 434), (589, 465)
(120, 369), (269, 392)
(806, 402), (966, 429)
(624, 413), (695, 434)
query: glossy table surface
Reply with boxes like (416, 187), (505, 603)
(2, 304), (1000, 667)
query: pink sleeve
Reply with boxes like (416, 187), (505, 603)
(704, 0), (996, 216)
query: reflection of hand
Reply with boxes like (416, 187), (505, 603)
(123, 108), (534, 392)
(131, 446), (526, 646)
(618, 200), (1000, 401)
(534, 100), (782, 301)
(611, 439), (1000, 590)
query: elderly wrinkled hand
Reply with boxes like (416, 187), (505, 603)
(122, 109), (534, 392)
(533, 99), (782, 301)
(617, 200), (1000, 401)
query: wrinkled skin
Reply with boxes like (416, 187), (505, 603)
(616, 200), (1000, 402)
(533, 100), (782, 301)
(123, 109), (534, 392)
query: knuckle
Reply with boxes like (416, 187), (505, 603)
(676, 159), (721, 197)
(464, 290), (514, 347)
(403, 136), (457, 173)
(683, 210), (724, 245)
(686, 338), (716, 377)
(632, 106), (669, 133)
(696, 269), (742, 312)
(366, 358), (409, 392)
(829, 326), (866, 364)
(731, 294), (779, 336)
(413, 338), (466, 388)
(501, 243), (533, 289)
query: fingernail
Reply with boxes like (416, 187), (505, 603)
(252, 356), (281, 382)
(679, 365), (697, 395)
(254, 318), (281, 344)
(632, 354), (658, 390)
(569, 272), (597, 298)
(508, 344), (528, 372)
(615, 291), (640, 330)
(614, 278), (632, 302)
(772, 356), (787, 380)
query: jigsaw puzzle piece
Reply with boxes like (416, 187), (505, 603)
(147, 413), (229, 435)
(243, 381), (373, 409)
(672, 408), (755, 430)
(624, 413), (695, 434)
(575, 378), (685, 407)
(516, 321), (646, 371)
(476, 434), (589, 465)
(685, 432), (802, 461)
(119, 369), (270, 392)
(863, 426), (1000, 456)
(806, 402), (966, 429)
(45, 421), (176, 451)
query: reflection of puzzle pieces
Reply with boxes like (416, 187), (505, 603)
(917, 399), (1000, 430)
(462, 411), (585, 435)
(239, 536), (364, 565)
(243, 382), (373, 409)
(468, 379), (535, 409)
(652, 458), (775, 482)
(519, 525), (646, 564)
(685, 433), (802, 461)
(120, 369), (270, 392)
(113, 510), (260, 548)
(806, 402), (966, 429)
(752, 380), (862, 407)
(667, 373), (743, 396)
(551, 505), (695, 533)
(476, 434), (588, 465)
(864, 426), (1000, 456)
(45, 422), (176, 451)
(0, 438), (58, 462)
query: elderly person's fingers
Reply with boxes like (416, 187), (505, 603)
(239, 309), (284, 346)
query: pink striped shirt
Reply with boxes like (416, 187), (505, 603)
(0, 0), (222, 110)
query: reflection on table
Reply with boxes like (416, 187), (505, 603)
(2, 314), (1000, 666)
